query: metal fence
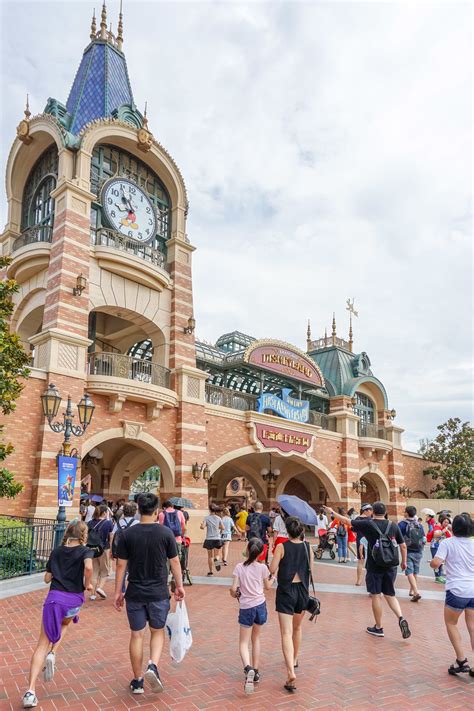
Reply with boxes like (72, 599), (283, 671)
(0, 514), (56, 526)
(0, 522), (57, 580)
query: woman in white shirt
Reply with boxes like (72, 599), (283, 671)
(431, 513), (474, 676)
(272, 511), (288, 552)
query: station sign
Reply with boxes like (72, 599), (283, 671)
(253, 422), (313, 454)
(244, 340), (324, 387)
(257, 388), (309, 423)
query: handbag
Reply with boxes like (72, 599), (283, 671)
(304, 540), (321, 622)
(86, 520), (105, 559)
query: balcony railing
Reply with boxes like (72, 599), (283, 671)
(12, 225), (53, 252)
(88, 352), (170, 388)
(91, 227), (167, 269)
(308, 411), (336, 431)
(358, 422), (388, 440)
(205, 384), (258, 411)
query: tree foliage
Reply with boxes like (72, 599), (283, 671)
(0, 257), (30, 497)
(130, 466), (161, 495)
(420, 417), (474, 499)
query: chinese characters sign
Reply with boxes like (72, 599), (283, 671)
(254, 423), (313, 454)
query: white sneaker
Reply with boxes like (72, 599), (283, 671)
(90, 594), (97, 600)
(22, 691), (38, 708)
(244, 668), (255, 694)
(96, 587), (107, 599)
(43, 652), (55, 682)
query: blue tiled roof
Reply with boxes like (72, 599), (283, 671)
(66, 41), (134, 135)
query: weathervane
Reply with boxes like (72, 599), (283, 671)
(346, 298), (358, 353)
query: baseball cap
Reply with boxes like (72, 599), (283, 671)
(361, 503), (373, 512)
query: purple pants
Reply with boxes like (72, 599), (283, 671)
(42, 590), (84, 643)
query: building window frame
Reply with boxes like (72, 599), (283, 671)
(354, 392), (375, 425)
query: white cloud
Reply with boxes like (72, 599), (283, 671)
(1, 0), (472, 450)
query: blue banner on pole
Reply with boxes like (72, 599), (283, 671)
(58, 456), (78, 507)
(257, 388), (310, 423)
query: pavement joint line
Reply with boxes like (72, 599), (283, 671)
(0, 573), (445, 601)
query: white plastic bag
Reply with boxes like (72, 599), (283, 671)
(165, 601), (192, 663)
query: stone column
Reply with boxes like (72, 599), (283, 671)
(386, 425), (406, 517)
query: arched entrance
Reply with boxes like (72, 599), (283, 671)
(359, 467), (390, 504)
(81, 427), (174, 501)
(209, 446), (341, 509)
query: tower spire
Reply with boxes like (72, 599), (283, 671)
(24, 93), (31, 120)
(100, 2), (107, 39)
(332, 312), (337, 346)
(90, 8), (97, 40)
(324, 327), (328, 347)
(117, 0), (124, 51)
(348, 313), (353, 352)
(306, 319), (312, 352)
(108, 21), (114, 42)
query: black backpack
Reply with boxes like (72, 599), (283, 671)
(111, 517), (134, 559)
(247, 513), (263, 540)
(403, 520), (424, 551)
(336, 523), (346, 537)
(86, 520), (105, 559)
(369, 520), (400, 569)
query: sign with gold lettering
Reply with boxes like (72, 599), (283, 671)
(253, 422), (313, 454)
(244, 340), (324, 387)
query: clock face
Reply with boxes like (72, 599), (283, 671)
(101, 178), (157, 243)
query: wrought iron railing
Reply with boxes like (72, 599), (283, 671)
(205, 384), (258, 411)
(12, 225), (53, 252)
(358, 422), (388, 440)
(308, 411), (337, 430)
(0, 515), (57, 526)
(0, 523), (56, 579)
(91, 227), (167, 269)
(308, 335), (351, 351)
(88, 352), (171, 388)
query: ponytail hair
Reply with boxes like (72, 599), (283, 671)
(62, 520), (88, 546)
(243, 537), (264, 566)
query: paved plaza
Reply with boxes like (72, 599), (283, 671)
(1, 542), (472, 710)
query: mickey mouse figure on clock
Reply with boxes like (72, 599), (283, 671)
(101, 177), (157, 243)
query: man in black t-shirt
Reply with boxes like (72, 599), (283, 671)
(324, 501), (411, 640)
(354, 503), (373, 585)
(114, 493), (184, 695)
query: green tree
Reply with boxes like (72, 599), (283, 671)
(0, 257), (30, 497)
(420, 418), (474, 499)
(130, 466), (161, 495)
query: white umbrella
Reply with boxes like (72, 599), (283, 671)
(421, 507), (435, 516)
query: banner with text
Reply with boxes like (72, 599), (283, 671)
(257, 388), (310, 423)
(58, 455), (78, 507)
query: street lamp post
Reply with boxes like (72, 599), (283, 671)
(40, 384), (95, 546)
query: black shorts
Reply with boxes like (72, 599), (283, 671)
(125, 598), (170, 631)
(366, 568), (397, 597)
(276, 583), (309, 615)
(203, 539), (223, 550)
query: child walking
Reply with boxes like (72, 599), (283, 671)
(230, 538), (273, 694)
(22, 520), (93, 708)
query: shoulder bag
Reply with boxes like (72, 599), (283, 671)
(303, 541), (321, 622)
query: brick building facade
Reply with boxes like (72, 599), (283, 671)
(0, 5), (431, 540)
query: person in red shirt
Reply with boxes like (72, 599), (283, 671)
(330, 509), (350, 563)
(427, 516), (452, 583)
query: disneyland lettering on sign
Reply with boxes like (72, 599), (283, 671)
(244, 340), (324, 387)
(254, 422), (313, 454)
(257, 388), (310, 423)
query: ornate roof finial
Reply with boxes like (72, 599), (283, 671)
(137, 101), (153, 152)
(348, 313), (353, 353)
(143, 101), (148, 127)
(324, 327), (328, 347)
(117, 0), (124, 51)
(306, 319), (312, 352)
(108, 21), (114, 42)
(346, 298), (358, 353)
(100, 2), (107, 39)
(24, 93), (31, 120)
(332, 312), (336, 345)
(90, 8), (97, 40)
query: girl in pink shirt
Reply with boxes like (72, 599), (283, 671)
(230, 538), (273, 694)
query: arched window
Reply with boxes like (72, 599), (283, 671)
(90, 144), (171, 253)
(354, 392), (375, 425)
(128, 339), (154, 362)
(21, 146), (58, 237)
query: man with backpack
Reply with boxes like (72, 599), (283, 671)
(398, 505), (425, 602)
(324, 501), (411, 639)
(246, 502), (272, 562)
(158, 501), (186, 557)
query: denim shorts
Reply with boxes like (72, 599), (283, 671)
(445, 590), (474, 611)
(238, 602), (267, 627)
(126, 598), (170, 631)
(405, 551), (423, 576)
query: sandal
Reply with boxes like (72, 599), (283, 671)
(284, 679), (297, 692)
(448, 658), (470, 675)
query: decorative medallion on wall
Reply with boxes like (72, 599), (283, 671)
(230, 479), (240, 493)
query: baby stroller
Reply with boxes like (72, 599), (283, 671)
(170, 536), (192, 591)
(314, 529), (336, 560)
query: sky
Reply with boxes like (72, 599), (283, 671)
(0, 0), (472, 451)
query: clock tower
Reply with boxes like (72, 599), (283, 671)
(0, 3), (208, 527)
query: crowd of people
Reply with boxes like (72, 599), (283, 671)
(21, 495), (474, 707)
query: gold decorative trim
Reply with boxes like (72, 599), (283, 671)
(243, 338), (325, 385)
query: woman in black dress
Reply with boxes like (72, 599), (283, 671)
(269, 516), (313, 692)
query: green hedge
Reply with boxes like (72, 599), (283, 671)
(0, 517), (36, 578)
